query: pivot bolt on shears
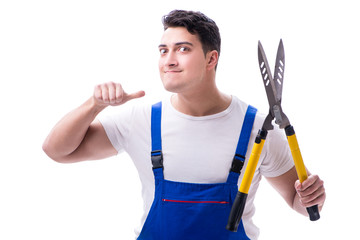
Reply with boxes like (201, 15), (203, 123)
(226, 39), (320, 232)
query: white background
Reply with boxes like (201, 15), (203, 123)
(1, 0), (358, 239)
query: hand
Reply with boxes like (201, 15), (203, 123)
(93, 82), (145, 107)
(295, 174), (326, 209)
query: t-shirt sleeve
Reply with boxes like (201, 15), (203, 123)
(259, 127), (295, 178)
(97, 107), (134, 154)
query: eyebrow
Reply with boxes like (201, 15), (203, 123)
(158, 41), (194, 48)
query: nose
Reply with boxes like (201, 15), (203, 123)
(164, 51), (178, 67)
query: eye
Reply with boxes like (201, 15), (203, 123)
(159, 48), (167, 55)
(179, 46), (189, 52)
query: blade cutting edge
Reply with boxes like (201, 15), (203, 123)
(273, 39), (285, 103)
(258, 41), (277, 109)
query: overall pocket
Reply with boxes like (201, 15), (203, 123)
(159, 180), (249, 240)
(162, 199), (229, 204)
(161, 196), (232, 240)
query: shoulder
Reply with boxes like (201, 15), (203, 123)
(230, 95), (248, 112)
(99, 101), (153, 121)
(97, 101), (155, 142)
(231, 95), (266, 127)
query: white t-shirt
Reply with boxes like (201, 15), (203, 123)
(98, 96), (294, 240)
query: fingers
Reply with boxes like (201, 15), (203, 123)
(123, 90), (146, 103)
(93, 82), (145, 107)
(295, 175), (326, 208)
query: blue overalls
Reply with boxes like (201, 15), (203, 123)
(137, 102), (257, 240)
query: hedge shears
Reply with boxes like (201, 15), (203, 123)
(227, 39), (320, 232)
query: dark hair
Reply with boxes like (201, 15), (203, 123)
(162, 10), (221, 57)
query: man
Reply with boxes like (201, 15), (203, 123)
(43, 10), (325, 239)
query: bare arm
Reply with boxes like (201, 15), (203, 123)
(266, 166), (326, 216)
(42, 82), (145, 163)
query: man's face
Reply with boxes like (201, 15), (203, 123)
(158, 27), (209, 94)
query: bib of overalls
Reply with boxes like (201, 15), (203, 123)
(137, 102), (257, 240)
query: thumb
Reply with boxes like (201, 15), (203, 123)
(294, 180), (302, 192)
(123, 90), (145, 103)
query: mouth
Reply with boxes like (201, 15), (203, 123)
(164, 70), (182, 73)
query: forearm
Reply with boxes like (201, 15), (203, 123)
(292, 175), (325, 216)
(43, 82), (145, 162)
(292, 192), (309, 216)
(42, 97), (105, 161)
(266, 167), (325, 218)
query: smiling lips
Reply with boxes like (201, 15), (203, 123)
(164, 69), (182, 73)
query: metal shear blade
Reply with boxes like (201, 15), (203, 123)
(258, 39), (290, 130)
(274, 39), (285, 102)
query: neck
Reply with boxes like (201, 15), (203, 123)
(171, 86), (231, 116)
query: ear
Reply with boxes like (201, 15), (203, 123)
(206, 50), (219, 70)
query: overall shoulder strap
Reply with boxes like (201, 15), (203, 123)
(228, 105), (257, 183)
(150, 102), (164, 178)
(151, 102), (162, 154)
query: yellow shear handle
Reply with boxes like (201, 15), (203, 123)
(285, 125), (320, 221)
(227, 129), (267, 232)
(239, 133), (266, 193)
(286, 132), (308, 182)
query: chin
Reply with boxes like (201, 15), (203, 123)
(161, 78), (179, 93)
(162, 83), (180, 93)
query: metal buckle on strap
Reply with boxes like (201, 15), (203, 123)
(230, 154), (245, 173)
(151, 150), (163, 169)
